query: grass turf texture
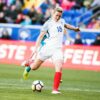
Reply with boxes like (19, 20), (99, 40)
(0, 64), (100, 100)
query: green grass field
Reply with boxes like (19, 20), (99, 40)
(0, 64), (100, 100)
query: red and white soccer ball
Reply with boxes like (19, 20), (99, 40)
(32, 80), (44, 92)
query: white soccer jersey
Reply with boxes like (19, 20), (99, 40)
(41, 18), (66, 48)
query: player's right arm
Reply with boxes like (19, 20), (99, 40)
(25, 31), (46, 60)
(32, 20), (49, 55)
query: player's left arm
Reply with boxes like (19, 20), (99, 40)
(64, 24), (80, 32)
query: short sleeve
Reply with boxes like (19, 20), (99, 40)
(61, 18), (66, 25)
(41, 21), (49, 32)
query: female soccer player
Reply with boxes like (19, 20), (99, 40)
(22, 7), (80, 94)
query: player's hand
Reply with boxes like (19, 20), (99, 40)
(21, 59), (34, 67)
(74, 27), (80, 32)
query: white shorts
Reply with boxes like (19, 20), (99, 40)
(37, 45), (64, 62)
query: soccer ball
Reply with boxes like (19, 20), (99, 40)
(32, 80), (44, 92)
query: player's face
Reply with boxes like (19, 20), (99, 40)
(53, 11), (62, 21)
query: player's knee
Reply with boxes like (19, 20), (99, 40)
(55, 65), (62, 72)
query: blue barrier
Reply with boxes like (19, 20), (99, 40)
(0, 24), (41, 41)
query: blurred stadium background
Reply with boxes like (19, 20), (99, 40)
(0, 0), (100, 44)
(0, 0), (100, 100)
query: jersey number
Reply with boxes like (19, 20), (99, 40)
(57, 26), (62, 32)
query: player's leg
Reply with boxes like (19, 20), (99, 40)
(23, 45), (48, 80)
(23, 59), (44, 80)
(52, 49), (63, 94)
(52, 60), (63, 94)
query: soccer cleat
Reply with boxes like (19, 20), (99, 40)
(23, 68), (29, 80)
(60, 80), (63, 83)
(51, 90), (61, 94)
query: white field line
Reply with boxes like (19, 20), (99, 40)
(0, 82), (100, 93)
